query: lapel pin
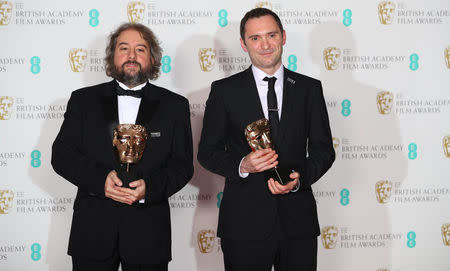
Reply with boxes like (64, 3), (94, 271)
(287, 77), (296, 84)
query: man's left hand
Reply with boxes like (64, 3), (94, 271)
(267, 171), (300, 194)
(116, 179), (146, 204)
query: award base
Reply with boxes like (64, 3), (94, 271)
(116, 164), (141, 189)
(265, 166), (294, 185)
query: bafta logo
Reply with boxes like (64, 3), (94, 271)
(323, 47), (341, 71)
(69, 48), (88, 72)
(0, 190), (14, 214)
(0, 96), (13, 120)
(0, 1), (12, 26)
(377, 269), (389, 271)
(255, 1), (273, 9)
(127, 1), (145, 23)
(198, 48), (216, 72)
(378, 1), (396, 25)
(445, 46), (450, 69)
(332, 137), (340, 154)
(376, 91), (394, 115)
(321, 226), (338, 249)
(375, 180), (392, 204)
(442, 224), (450, 246)
(197, 229), (216, 253)
(443, 135), (450, 158)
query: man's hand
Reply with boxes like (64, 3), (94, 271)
(267, 171), (300, 195)
(104, 170), (133, 205)
(116, 179), (146, 204)
(240, 148), (278, 174)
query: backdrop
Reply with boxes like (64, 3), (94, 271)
(0, 0), (449, 270)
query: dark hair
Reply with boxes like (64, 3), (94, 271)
(240, 8), (284, 44)
(105, 23), (162, 80)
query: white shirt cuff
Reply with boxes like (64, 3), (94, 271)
(238, 157), (249, 178)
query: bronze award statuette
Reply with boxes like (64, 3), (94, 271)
(244, 118), (293, 185)
(112, 124), (148, 189)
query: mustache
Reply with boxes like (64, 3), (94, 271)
(122, 61), (141, 69)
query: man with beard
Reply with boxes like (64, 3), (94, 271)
(52, 23), (193, 271)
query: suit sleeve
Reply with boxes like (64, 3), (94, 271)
(197, 82), (243, 181)
(51, 92), (110, 197)
(303, 81), (335, 186)
(145, 99), (194, 204)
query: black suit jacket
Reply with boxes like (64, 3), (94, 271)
(52, 80), (193, 263)
(198, 67), (335, 241)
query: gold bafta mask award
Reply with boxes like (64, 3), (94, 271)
(245, 118), (293, 185)
(112, 124), (148, 188)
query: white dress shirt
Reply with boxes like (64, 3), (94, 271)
(116, 80), (147, 124)
(239, 65), (284, 178)
(116, 80), (147, 203)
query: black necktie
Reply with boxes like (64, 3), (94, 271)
(116, 85), (143, 98)
(263, 76), (279, 143)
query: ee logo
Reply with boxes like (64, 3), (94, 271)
(218, 9), (228, 27)
(161, 56), (172, 73)
(31, 243), (41, 261)
(31, 150), (41, 168)
(89, 9), (99, 27)
(340, 188), (350, 206)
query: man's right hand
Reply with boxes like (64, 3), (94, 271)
(240, 148), (278, 174)
(104, 170), (133, 205)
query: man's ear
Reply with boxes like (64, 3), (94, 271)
(240, 38), (248, 53)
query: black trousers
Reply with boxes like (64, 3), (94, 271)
(72, 254), (168, 271)
(221, 220), (317, 271)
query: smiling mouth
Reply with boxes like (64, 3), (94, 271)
(123, 62), (141, 69)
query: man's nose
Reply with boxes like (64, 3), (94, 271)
(261, 37), (270, 49)
(128, 49), (136, 60)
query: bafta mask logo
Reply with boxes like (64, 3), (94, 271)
(197, 229), (216, 253)
(443, 136), (450, 158)
(442, 223), (450, 246)
(377, 269), (389, 271)
(376, 91), (394, 115)
(321, 226), (338, 249)
(127, 1), (145, 23)
(69, 48), (88, 72)
(198, 48), (216, 72)
(445, 47), (450, 69)
(0, 190), (14, 214)
(0, 96), (13, 120)
(0, 1), (12, 26)
(323, 47), (341, 71)
(378, 1), (396, 25)
(332, 137), (340, 153)
(375, 180), (392, 203)
(255, 1), (273, 9)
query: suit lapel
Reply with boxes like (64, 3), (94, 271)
(135, 82), (160, 127)
(243, 66), (265, 122)
(278, 68), (296, 145)
(100, 80), (120, 144)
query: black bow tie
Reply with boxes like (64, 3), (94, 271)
(116, 86), (143, 98)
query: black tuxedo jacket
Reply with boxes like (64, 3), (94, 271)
(198, 67), (335, 241)
(52, 80), (193, 263)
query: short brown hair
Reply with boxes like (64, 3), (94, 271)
(240, 8), (284, 44)
(105, 23), (162, 80)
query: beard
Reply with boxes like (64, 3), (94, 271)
(111, 61), (151, 87)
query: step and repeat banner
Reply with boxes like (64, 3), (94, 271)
(0, 0), (449, 270)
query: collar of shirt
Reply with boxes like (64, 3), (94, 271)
(251, 65), (284, 119)
(116, 80), (147, 91)
(116, 80), (146, 125)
